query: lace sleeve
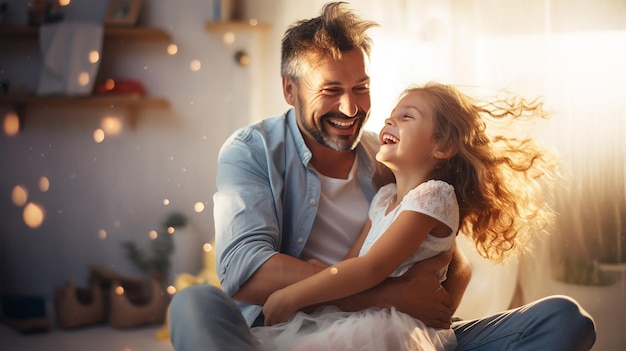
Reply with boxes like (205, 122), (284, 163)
(401, 180), (459, 233)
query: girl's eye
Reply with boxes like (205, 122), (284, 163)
(403, 114), (414, 119)
(354, 86), (370, 94)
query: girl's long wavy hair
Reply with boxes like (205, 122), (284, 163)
(406, 82), (558, 262)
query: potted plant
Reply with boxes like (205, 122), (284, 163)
(121, 212), (188, 288)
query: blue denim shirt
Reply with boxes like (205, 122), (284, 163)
(213, 108), (389, 326)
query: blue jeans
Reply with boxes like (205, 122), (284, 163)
(168, 285), (596, 351)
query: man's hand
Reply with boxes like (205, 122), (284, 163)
(382, 250), (455, 328)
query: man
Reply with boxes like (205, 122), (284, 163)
(168, 3), (595, 350)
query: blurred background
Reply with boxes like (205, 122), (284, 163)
(0, 0), (624, 349)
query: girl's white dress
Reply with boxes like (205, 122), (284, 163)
(252, 180), (459, 351)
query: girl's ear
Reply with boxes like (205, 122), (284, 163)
(282, 76), (296, 106)
(433, 144), (457, 160)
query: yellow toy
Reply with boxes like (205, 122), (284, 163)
(155, 241), (222, 341)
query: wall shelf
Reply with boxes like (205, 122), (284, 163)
(0, 25), (172, 131)
(0, 25), (171, 41)
(205, 21), (269, 32)
(0, 94), (169, 109)
(0, 95), (170, 130)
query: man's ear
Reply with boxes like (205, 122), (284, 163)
(282, 76), (296, 106)
(433, 144), (457, 160)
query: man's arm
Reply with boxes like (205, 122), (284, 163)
(236, 243), (470, 329)
(308, 245), (470, 329)
(233, 253), (324, 305)
(441, 244), (472, 313)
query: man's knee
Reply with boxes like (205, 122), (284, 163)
(538, 295), (595, 326)
(169, 284), (227, 322)
(535, 295), (596, 348)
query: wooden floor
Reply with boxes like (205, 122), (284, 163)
(0, 323), (174, 351)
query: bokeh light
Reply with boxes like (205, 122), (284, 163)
(59, 0), (71, 6)
(23, 202), (45, 229)
(163, 199), (170, 206)
(103, 78), (115, 91)
(167, 285), (177, 295)
(38, 176), (50, 192)
(167, 226), (175, 234)
(78, 72), (90, 86)
(89, 50), (100, 63)
(190, 59), (202, 72)
(98, 229), (107, 240)
(101, 115), (123, 136)
(115, 286), (124, 295)
(3, 112), (20, 136)
(194, 202), (205, 213)
(149, 230), (158, 239)
(167, 44), (178, 55)
(11, 185), (28, 207)
(203, 242), (213, 253)
(222, 32), (235, 45)
(93, 128), (105, 143)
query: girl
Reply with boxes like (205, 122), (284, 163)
(251, 82), (557, 350)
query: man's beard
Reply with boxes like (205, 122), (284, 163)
(297, 97), (365, 152)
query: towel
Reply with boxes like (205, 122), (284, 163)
(37, 21), (103, 96)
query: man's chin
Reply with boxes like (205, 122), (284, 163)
(322, 134), (361, 152)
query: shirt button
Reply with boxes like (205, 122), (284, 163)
(309, 199), (316, 205)
(297, 237), (304, 244)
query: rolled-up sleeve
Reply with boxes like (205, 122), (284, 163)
(213, 129), (282, 297)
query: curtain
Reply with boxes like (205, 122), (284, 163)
(364, 0), (626, 277)
(359, 1), (625, 348)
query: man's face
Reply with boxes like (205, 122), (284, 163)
(287, 49), (371, 152)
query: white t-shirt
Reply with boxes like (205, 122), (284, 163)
(301, 159), (369, 265)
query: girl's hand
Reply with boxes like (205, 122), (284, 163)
(263, 289), (298, 326)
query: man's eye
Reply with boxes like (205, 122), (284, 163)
(322, 88), (341, 94)
(354, 86), (370, 94)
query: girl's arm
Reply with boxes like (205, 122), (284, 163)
(344, 219), (372, 259)
(263, 211), (444, 325)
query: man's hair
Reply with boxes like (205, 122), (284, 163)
(281, 2), (379, 80)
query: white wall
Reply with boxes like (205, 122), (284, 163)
(0, 0), (421, 301)
(0, 0), (286, 300)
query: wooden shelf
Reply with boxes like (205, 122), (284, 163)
(0, 94), (169, 109)
(0, 25), (171, 41)
(103, 27), (171, 41)
(205, 21), (269, 32)
(0, 95), (170, 131)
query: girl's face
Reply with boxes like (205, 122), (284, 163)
(376, 90), (439, 172)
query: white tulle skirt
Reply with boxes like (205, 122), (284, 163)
(251, 306), (456, 351)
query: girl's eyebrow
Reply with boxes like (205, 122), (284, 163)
(399, 105), (422, 115)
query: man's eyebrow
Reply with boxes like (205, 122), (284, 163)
(323, 76), (371, 86)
